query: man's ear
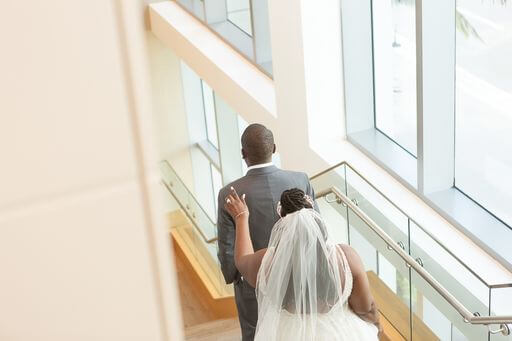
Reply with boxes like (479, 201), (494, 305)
(273, 144), (276, 154)
(241, 148), (247, 159)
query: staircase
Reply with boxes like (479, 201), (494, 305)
(184, 318), (241, 341)
(170, 208), (405, 341)
(168, 209), (239, 339)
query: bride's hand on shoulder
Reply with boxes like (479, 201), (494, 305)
(224, 187), (249, 221)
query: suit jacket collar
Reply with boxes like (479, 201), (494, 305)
(246, 165), (279, 176)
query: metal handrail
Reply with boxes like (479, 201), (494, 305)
(160, 161), (218, 244)
(312, 160), (508, 289)
(317, 186), (512, 335)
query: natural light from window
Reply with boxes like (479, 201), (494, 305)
(226, 0), (252, 36)
(373, 0), (417, 156)
(201, 80), (219, 149)
(455, 0), (512, 227)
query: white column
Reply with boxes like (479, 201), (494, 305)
(267, 0), (345, 173)
(416, 0), (456, 194)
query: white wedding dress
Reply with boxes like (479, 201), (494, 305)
(254, 209), (379, 341)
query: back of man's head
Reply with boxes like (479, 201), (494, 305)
(241, 123), (275, 165)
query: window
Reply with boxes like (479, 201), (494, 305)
(237, 115), (249, 174)
(181, 62), (247, 219)
(343, 0), (418, 187)
(454, 0), (512, 227)
(177, 0), (273, 76)
(341, 0), (512, 266)
(226, 0), (253, 36)
(211, 164), (223, 212)
(373, 0), (417, 156)
(201, 80), (219, 149)
(180, 64), (220, 219)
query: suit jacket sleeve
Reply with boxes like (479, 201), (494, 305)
(304, 173), (320, 212)
(217, 189), (239, 284)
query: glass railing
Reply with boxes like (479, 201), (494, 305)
(312, 162), (512, 340)
(160, 160), (217, 243)
(160, 157), (511, 333)
(176, 0), (273, 76)
(160, 160), (232, 298)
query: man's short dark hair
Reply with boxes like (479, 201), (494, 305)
(241, 124), (275, 163)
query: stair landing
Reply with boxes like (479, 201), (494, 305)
(184, 318), (241, 341)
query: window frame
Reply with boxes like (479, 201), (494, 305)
(200, 80), (220, 149)
(175, 0), (273, 76)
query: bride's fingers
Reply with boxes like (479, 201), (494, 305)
(230, 186), (240, 200)
(241, 193), (247, 205)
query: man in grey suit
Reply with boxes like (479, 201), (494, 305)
(217, 124), (317, 341)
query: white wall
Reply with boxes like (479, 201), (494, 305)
(0, 1), (181, 340)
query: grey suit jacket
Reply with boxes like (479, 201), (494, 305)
(217, 165), (317, 285)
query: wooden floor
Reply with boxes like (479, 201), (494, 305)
(174, 240), (242, 340)
(175, 248), (217, 328)
(184, 318), (241, 341)
(368, 271), (438, 341)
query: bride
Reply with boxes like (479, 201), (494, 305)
(224, 187), (381, 340)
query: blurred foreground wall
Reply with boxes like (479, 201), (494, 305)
(0, 1), (182, 340)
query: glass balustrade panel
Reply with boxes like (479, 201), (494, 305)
(346, 165), (409, 251)
(187, 195), (217, 243)
(160, 161), (189, 209)
(318, 196), (349, 245)
(347, 208), (412, 340)
(411, 268), (488, 341)
(160, 161), (217, 242)
(160, 160), (227, 293)
(490, 286), (512, 341)
(310, 164), (348, 198)
(409, 221), (490, 320)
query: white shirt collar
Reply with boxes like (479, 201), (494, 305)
(246, 161), (274, 172)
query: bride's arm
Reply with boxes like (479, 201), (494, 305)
(341, 245), (381, 330)
(225, 187), (266, 287)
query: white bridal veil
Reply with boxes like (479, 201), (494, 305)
(254, 208), (353, 340)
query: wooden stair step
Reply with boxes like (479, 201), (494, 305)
(185, 318), (241, 341)
(368, 271), (439, 341)
(167, 209), (189, 229)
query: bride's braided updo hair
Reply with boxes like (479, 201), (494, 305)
(280, 188), (313, 218)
